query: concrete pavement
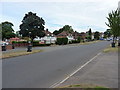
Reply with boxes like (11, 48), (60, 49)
(57, 51), (118, 88)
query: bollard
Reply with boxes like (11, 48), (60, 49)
(27, 45), (32, 52)
(111, 42), (115, 47)
(2, 46), (6, 51)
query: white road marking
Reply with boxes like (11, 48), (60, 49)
(49, 52), (102, 88)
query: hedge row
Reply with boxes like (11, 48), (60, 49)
(32, 41), (51, 46)
(12, 41), (28, 43)
(12, 41), (51, 46)
(56, 38), (68, 45)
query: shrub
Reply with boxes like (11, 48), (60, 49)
(56, 38), (68, 45)
(33, 41), (39, 46)
(33, 44), (51, 46)
(56, 38), (63, 45)
(62, 38), (68, 45)
(77, 37), (81, 43)
(12, 41), (17, 43)
(72, 40), (80, 43)
(12, 41), (27, 44)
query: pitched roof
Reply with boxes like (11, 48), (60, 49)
(57, 31), (69, 36)
(44, 29), (52, 35)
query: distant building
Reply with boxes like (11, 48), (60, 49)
(56, 31), (74, 42)
(72, 31), (80, 40)
(34, 29), (56, 44)
(80, 32), (86, 41)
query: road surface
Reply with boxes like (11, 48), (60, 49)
(2, 41), (111, 88)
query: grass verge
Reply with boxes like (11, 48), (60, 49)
(2, 49), (43, 59)
(80, 40), (101, 45)
(59, 84), (110, 90)
(103, 46), (119, 53)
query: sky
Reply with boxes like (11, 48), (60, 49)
(0, 0), (119, 33)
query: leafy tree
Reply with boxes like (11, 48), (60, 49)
(94, 31), (100, 40)
(61, 25), (74, 33)
(0, 24), (2, 40)
(15, 31), (21, 38)
(19, 12), (45, 42)
(77, 37), (81, 43)
(104, 29), (112, 38)
(106, 9), (120, 43)
(88, 28), (92, 40)
(53, 30), (60, 35)
(53, 25), (74, 35)
(1, 21), (15, 40)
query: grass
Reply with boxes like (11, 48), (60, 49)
(80, 40), (101, 45)
(1, 49), (43, 59)
(59, 84), (110, 90)
(69, 40), (101, 46)
(103, 46), (119, 53)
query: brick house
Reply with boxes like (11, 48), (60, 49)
(56, 31), (74, 42)
(72, 31), (81, 40)
(80, 32), (86, 41)
(35, 29), (56, 44)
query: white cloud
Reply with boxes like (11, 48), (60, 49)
(1, 0), (120, 33)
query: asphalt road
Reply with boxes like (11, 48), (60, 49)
(2, 41), (111, 88)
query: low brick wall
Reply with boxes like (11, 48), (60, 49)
(6, 45), (13, 50)
(13, 43), (29, 47)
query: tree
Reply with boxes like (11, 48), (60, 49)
(1, 21), (15, 40)
(104, 29), (112, 38)
(61, 25), (74, 33)
(0, 23), (2, 40)
(19, 12), (45, 42)
(53, 30), (60, 35)
(15, 31), (21, 38)
(88, 28), (92, 40)
(106, 9), (120, 43)
(94, 31), (100, 40)
(53, 25), (74, 35)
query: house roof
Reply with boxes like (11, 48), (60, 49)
(10, 37), (20, 40)
(44, 29), (52, 36)
(72, 31), (80, 36)
(57, 31), (69, 36)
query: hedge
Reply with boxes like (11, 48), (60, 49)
(12, 41), (27, 44)
(32, 41), (51, 46)
(56, 38), (68, 45)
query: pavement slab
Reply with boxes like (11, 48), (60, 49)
(58, 51), (118, 88)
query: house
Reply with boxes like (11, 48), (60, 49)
(72, 31), (80, 40)
(99, 32), (104, 39)
(56, 31), (69, 38)
(34, 29), (56, 44)
(44, 29), (52, 36)
(9, 37), (21, 44)
(80, 32), (86, 41)
(56, 31), (74, 42)
(91, 33), (94, 40)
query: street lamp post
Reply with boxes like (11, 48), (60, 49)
(27, 32), (32, 52)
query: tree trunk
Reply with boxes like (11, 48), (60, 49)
(111, 36), (115, 47)
(118, 37), (120, 46)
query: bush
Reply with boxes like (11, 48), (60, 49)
(77, 37), (81, 43)
(12, 41), (17, 43)
(71, 40), (80, 43)
(12, 41), (27, 44)
(33, 41), (51, 46)
(56, 38), (68, 45)
(33, 44), (51, 46)
(33, 41), (39, 46)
